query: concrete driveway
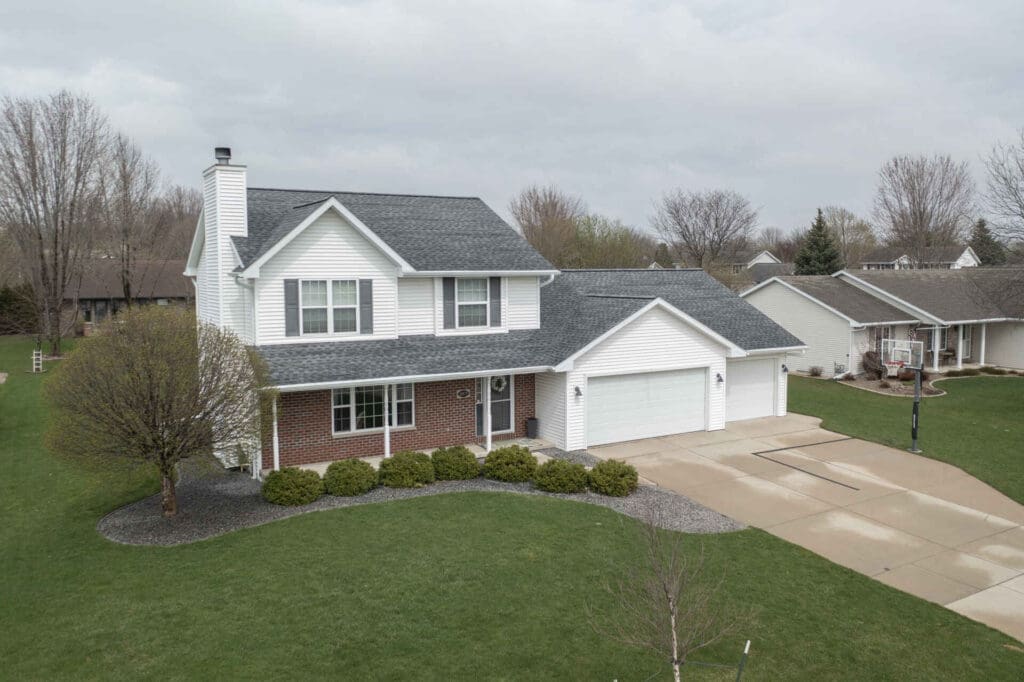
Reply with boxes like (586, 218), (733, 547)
(590, 414), (1024, 642)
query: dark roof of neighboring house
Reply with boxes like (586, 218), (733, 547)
(749, 262), (794, 284)
(257, 269), (804, 387)
(770, 276), (915, 324)
(68, 259), (190, 301)
(846, 268), (1024, 322)
(859, 245), (967, 264)
(234, 188), (554, 272)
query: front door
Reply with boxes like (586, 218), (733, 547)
(476, 375), (513, 436)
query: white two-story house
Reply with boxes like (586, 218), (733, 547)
(185, 148), (804, 473)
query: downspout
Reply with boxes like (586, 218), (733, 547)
(271, 398), (280, 472)
(383, 384), (391, 458)
(484, 377), (493, 453)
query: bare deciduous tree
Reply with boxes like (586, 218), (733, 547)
(872, 154), (975, 261)
(0, 91), (110, 354)
(590, 511), (752, 682)
(509, 185), (585, 267)
(652, 189), (758, 269)
(821, 206), (877, 267)
(99, 133), (162, 306)
(155, 184), (203, 260)
(983, 128), (1024, 241)
(44, 306), (274, 517)
(756, 226), (805, 262)
(569, 214), (659, 268)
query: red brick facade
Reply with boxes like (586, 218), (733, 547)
(263, 374), (536, 468)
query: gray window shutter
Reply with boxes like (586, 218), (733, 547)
(442, 277), (455, 329)
(359, 279), (373, 334)
(284, 279), (299, 337)
(489, 277), (501, 327)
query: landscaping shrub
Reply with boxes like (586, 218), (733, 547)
(944, 368), (979, 378)
(808, 366), (824, 377)
(533, 459), (588, 493)
(324, 459), (378, 496)
(483, 445), (537, 482)
(897, 368), (929, 381)
(878, 380), (892, 389)
(378, 450), (435, 488)
(431, 446), (480, 480)
(261, 467), (324, 506)
(862, 351), (884, 380)
(588, 459), (638, 497)
(979, 366), (1007, 375)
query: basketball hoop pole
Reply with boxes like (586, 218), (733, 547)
(909, 369), (922, 453)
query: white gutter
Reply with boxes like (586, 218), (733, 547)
(406, 270), (561, 277)
(744, 345), (808, 355)
(273, 365), (554, 392)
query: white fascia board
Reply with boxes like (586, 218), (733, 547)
(183, 210), (205, 276)
(407, 270), (561, 277)
(554, 298), (746, 372)
(833, 271), (945, 325)
(746, 250), (781, 267)
(273, 365), (553, 392)
(742, 277), (862, 326)
(744, 345), (808, 355)
(239, 197), (413, 277)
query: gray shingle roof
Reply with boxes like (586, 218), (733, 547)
(859, 245), (968, 264)
(749, 262), (794, 284)
(848, 268), (1024, 322)
(256, 269), (804, 387)
(67, 259), (191, 301)
(772, 276), (916, 324)
(235, 188), (554, 272)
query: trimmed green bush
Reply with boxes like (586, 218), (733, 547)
(944, 368), (980, 377)
(588, 459), (638, 497)
(378, 450), (435, 488)
(979, 366), (1007, 375)
(261, 467), (324, 506)
(533, 459), (588, 493)
(431, 446), (480, 480)
(324, 459), (378, 496)
(483, 445), (537, 482)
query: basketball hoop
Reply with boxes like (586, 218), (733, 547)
(880, 339), (925, 453)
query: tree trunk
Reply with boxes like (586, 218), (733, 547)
(161, 474), (177, 517)
(47, 308), (62, 357)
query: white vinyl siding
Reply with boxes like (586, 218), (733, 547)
(745, 282), (853, 377)
(255, 211), (399, 345)
(985, 322), (1024, 369)
(565, 306), (729, 450)
(507, 276), (541, 329)
(197, 164), (251, 341)
(397, 278), (435, 335)
(726, 358), (776, 421)
(587, 369), (707, 445)
(534, 371), (567, 448)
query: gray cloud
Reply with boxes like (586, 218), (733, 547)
(2, 0), (1022, 234)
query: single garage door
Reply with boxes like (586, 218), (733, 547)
(587, 369), (707, 446)
(726, 359), (775, 422)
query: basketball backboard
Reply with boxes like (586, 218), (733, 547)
(881, 338), (924, 371)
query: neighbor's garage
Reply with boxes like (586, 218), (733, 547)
(586, 368), (707, 446)
(726, 358), (776, 421)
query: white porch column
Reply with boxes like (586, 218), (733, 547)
(484, 376), (493, 453)
(383, 384), (391, 458)
(957, 325), (964, 369)
(272, 397), (280, 472)
(931, 328), (940, 372)
(980, 324), (987, 365)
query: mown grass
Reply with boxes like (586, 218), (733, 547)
(789, 374), (1024, 505)
(1, 336), (1021, 680)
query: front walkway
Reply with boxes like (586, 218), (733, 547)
(589, 414), (1024, 643)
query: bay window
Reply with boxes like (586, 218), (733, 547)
(332, 384), (414, 434)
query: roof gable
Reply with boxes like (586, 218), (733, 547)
(744, 276), (918, 325)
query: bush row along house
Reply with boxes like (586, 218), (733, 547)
(185, 148), (805, 473)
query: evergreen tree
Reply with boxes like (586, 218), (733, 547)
(967, 218), (1006, 265)
(794, 209), (844, 275)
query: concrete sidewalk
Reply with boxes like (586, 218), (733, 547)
(590, 414), (1024, 642)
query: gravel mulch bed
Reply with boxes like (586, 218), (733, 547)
(536, 447), (602, 467)
(98, 469), (743, 547)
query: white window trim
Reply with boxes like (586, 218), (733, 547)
(476, 375), (515, 436)
(299, 278), (360, 337)
(332, 384), (415, 436)
(873, 325), (893, 352)
(961, 325), (972, 358)
(456, 277), (490, 329)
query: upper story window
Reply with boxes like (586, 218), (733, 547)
(457, 278), (489, 328)
(301, 279), (358, 335)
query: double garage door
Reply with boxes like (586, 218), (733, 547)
(585, 360), (778, 446)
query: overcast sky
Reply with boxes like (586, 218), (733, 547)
(2, 1), (1022, 234)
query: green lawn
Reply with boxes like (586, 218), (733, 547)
(788, 375), (1024, 505)
(1, 336), (1022, 680)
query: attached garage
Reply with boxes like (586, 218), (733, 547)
(586, 368), (707, 446)
(726, 358), (777, 421)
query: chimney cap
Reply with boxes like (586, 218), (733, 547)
(214, 147), (232, 164)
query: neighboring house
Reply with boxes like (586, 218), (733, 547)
(727, 249), (781, 274)
(67, 258), (191, 329)
(185, 148), (804, 472)
(749, 262), (795, 284)
(858, 246), (980, 270)
(742, 268), (1024, 375)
